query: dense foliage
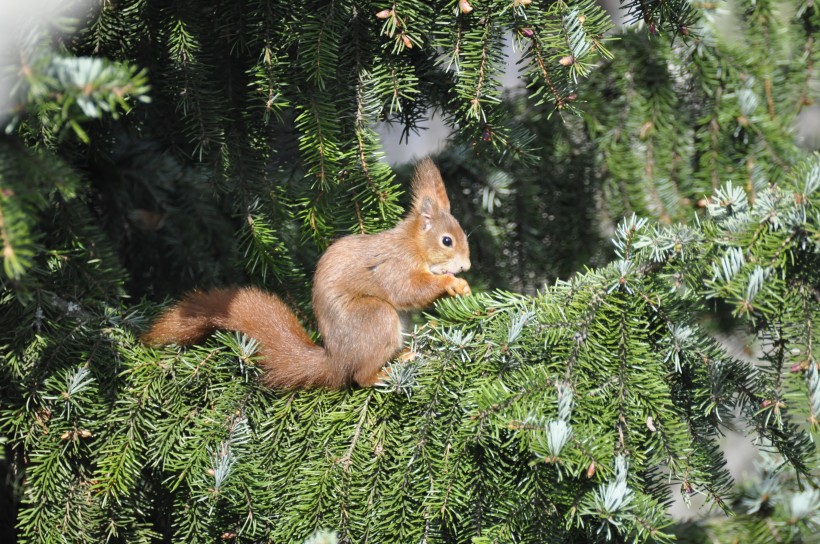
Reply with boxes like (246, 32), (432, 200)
(0, 0), (818, 542)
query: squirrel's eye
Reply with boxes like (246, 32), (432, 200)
(442, 236), (453, 247)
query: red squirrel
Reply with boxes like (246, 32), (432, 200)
(142, 159), (471, 388)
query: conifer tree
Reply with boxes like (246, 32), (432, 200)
(1, 1), (819, 543)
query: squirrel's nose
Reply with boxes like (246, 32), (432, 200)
(460, 260), (471, 273)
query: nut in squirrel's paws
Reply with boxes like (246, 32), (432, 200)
(446, 277), (471, 297)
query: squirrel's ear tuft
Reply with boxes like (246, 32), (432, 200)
(411, 158), (450, 215)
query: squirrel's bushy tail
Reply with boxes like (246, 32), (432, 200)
(142, 288), (341, 388)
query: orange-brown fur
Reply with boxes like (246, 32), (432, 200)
(142, 159), (471, 388)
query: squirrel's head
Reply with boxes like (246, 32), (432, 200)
(409, 159), (471, 276)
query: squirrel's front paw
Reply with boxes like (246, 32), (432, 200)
(445, 277), (471, 297)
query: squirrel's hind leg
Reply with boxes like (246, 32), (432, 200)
(331, 298), (402, 387)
